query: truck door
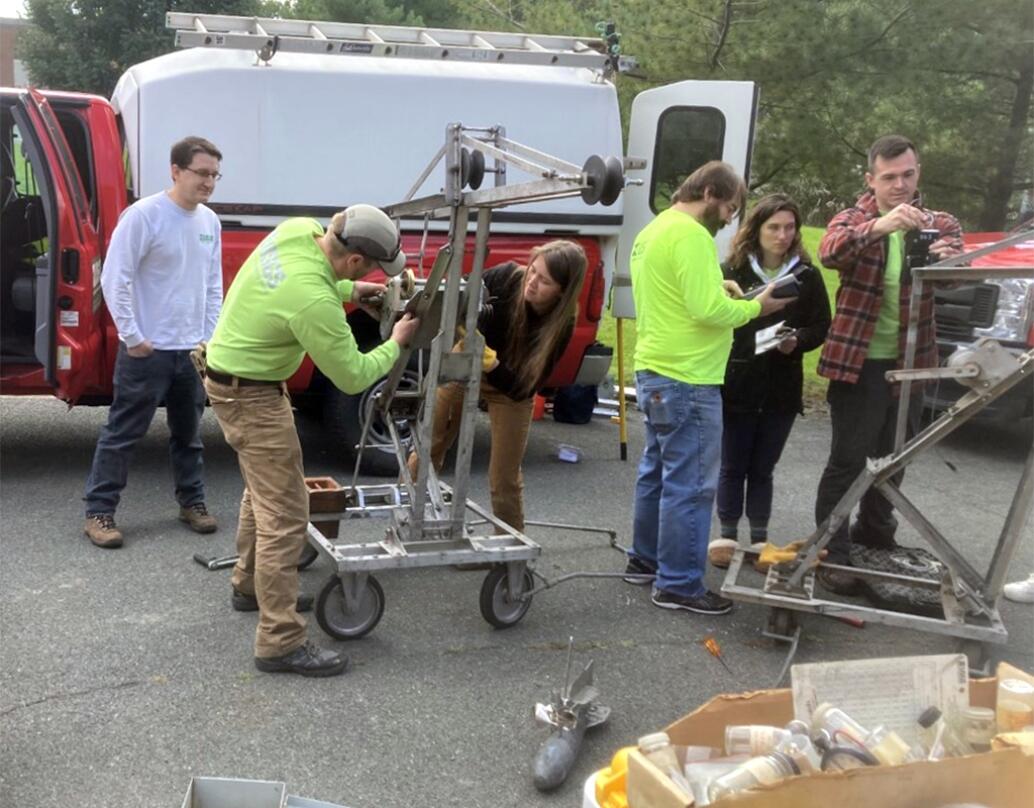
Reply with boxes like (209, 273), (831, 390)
(11, 89), (101, 401)
(612, 81), (758, 317)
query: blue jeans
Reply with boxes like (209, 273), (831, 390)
(84, 345), (206, 515)
(631, 371), (722, 598)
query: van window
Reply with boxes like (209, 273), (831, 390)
(53, 108), (97, 225)
(649, 107), (726, 214)
(115, 114), (134, 201)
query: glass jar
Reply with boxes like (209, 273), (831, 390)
(960, 706), (996, 753)
(811, 703), (871, 750)
(917, 706), (972, 759)
(724, 725), (792, 756)
(997, 679), (1034, 732)
(863, 725), (915, 766)
(778, 733), (821, 773)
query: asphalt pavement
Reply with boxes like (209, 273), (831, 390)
(1, 396), (1031, 807)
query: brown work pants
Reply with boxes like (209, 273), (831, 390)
(408, 380), (534, 530)
(205, 378), (309, 659)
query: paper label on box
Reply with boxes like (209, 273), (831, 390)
(791, 654), (969, 744)
(60, 310), (79, 327)
(57, 346), (71, 370)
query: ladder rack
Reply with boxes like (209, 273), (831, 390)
(167, 12), (616, 73)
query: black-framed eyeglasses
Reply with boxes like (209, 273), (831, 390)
(334, 232), (401, 263)
(183, 167), (223, 181)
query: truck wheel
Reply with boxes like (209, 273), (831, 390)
(322, 369), (421, 476)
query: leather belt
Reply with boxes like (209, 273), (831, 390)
(205, 368), (282, 388)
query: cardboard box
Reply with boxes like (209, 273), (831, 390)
(627, 662), (1034, 808)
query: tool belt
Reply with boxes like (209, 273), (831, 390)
(204, 367), (282, 388)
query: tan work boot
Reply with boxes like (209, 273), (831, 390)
(84, 514), (123, 548)
(178, 503), (218, 534)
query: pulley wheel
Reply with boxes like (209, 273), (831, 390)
(580, 154), (607, 205)
(398, 268), (416, 298)
(467, 149), (486, 190)
(599, 156), (624, 206)
(459, 147), (471, 188)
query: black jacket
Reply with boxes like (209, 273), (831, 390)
(722, 258), (831, 414)
(477, 262), (573, 401)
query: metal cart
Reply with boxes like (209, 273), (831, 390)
(301, 121), (632, 639)
(721, 230), (1034, 679)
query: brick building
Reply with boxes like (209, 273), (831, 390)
(1, 17), (30, 87)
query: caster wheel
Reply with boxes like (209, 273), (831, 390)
(297, 542), (319, 571)
(316, 574), (385, 640)
(479, 565), (534, 629)
(768, 607), (798, 638)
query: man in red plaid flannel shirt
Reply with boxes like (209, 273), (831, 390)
(813, 134), (963, 594)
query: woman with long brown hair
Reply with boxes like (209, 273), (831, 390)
(710, 194), (830, 562)
(409, 239), (587, 531)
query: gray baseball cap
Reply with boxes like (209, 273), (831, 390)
(334, 204), (407, 276)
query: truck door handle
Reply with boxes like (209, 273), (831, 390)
(61, 249), (80, 284)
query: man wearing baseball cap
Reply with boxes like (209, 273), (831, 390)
(204, 205), (419, 677)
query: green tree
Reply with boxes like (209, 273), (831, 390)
(446, 0), (1031, 231)
(283, 0), (423, 26)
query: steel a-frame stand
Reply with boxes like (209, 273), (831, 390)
(305, 124), (626, 641)
(722, 231), (1034, 680)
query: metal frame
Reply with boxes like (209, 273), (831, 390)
(307, 124), (626, 630)
(722, 233), (1034, 670)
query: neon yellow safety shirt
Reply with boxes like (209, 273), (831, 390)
(207, 218), (399, 392)
(866, 218), (903, 360)
(631, 207), (761, 385)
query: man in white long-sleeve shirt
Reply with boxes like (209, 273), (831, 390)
(83, 136), (224, 548)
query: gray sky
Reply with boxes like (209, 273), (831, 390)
(0, 0), (25, 18)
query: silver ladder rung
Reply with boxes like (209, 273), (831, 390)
(167, 12), (613, 71)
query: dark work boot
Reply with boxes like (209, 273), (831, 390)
(232, 587), (313, 613)
(254, 642), (348, 677)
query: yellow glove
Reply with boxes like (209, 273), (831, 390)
(755, 540), (828, 573)
(455, 325), (497, 371)
(481, 343), (498, 372)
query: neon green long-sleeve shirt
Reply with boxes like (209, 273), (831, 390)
(631, 208), (760, 385)
(207, 218), (398, 393)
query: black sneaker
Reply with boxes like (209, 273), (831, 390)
(651, 587), (733, 615)
(622, 556), (657, 585)
(232, 587), (314, 613)
(254, 641), (348, 677)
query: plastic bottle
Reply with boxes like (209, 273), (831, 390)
(637, 732), (692, 796)
(811, 703), (913, 765)
(707, 751), (799, 801)
(959, 706), (997, 752)
(724, 725), (792, 756)
(996, 678), (1034, 732)
(811, 703), (872, 751)
(918, 707), (973, 759)
(778, 732), (822, 773)
(863, 724), (917, 766)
